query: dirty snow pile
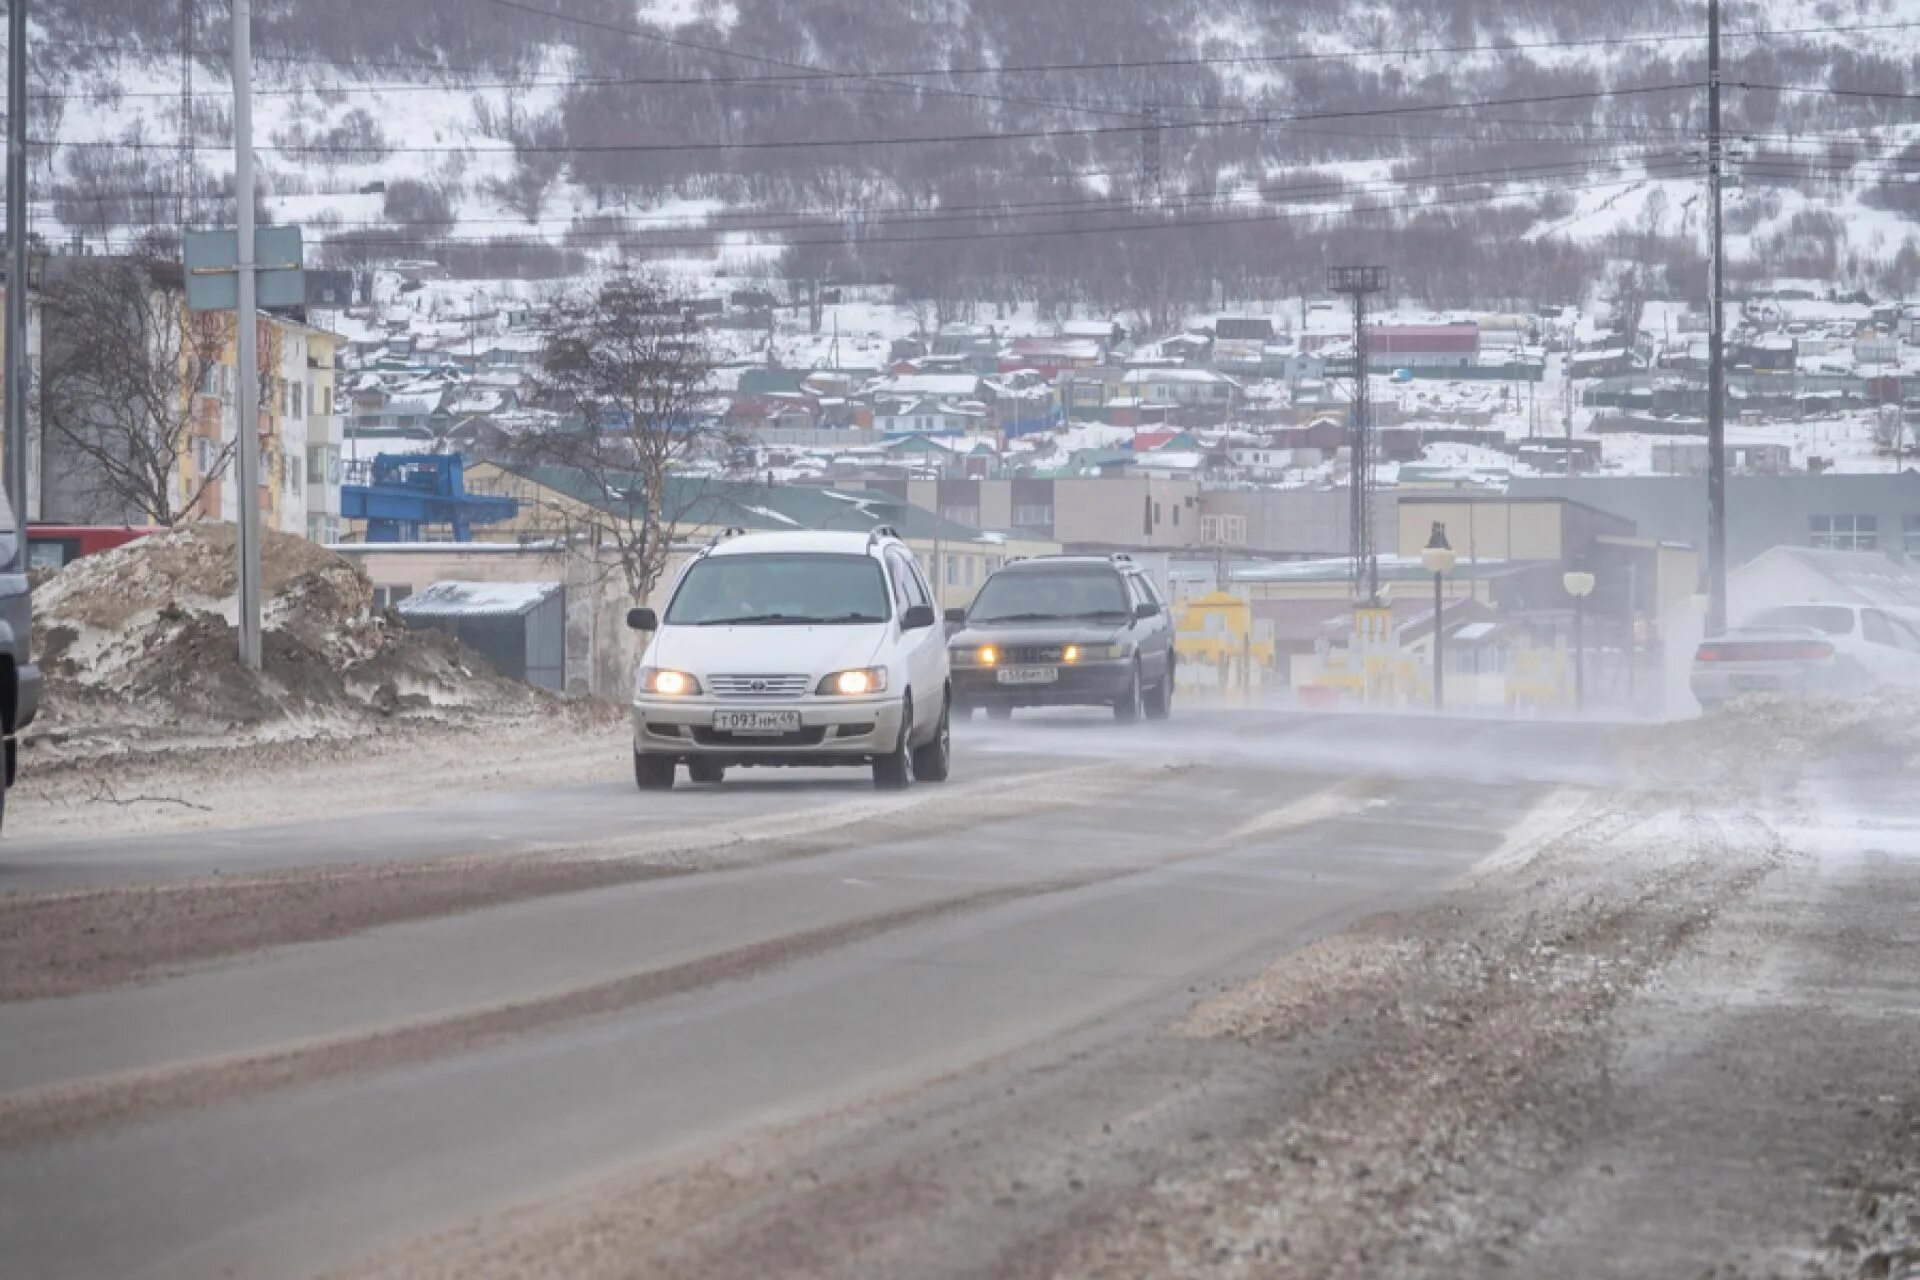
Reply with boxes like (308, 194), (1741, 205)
(31, 523), (550, 750)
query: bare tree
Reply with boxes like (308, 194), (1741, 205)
(512, 274), (735, 598)
(38, 245), (231, 525)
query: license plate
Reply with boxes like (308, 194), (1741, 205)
(712, 710), (801, 734)
(997, 666), (1058, 685)
(1733, 675), (1778, 691)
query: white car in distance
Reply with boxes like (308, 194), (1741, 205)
(627, 528), (952, 790)
(1691, 602), (1920, 709)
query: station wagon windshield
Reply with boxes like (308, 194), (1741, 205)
(970, 569), (1129, 622)
(665, 553), (890, 626)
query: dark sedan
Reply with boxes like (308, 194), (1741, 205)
(946, 555), (1175, 722)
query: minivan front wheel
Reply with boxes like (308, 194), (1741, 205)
(874, 697), (913, 789)
(911, 695), (951, 783)
(634, 752), (676, 791)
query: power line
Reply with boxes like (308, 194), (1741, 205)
(1737, 81), (1920, 103)
(477, 5), (1920, 81)
(37, 83), (1706, 156)
(208, 172), (1699, 254)
(47, 168), (1689, 257)
(24, 16), (1920, 83)
(40, 152), (1690, 247)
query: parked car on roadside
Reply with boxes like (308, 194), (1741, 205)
(946, 554), (1175, 722)
(1691, 602), (1920, 709)
(626, 527), (951, 790)
(0, 501), (40, 830)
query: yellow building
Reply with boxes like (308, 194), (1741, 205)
(178, 308), (338, 537)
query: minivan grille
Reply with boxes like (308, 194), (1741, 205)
(708, 674), (812, 699)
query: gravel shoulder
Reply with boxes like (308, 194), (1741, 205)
(11, 710), (630, 841)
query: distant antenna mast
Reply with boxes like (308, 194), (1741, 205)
(1141, 102), (1163, 202)
(1330, 266), (1388, 604)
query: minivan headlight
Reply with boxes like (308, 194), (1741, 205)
(818, 667), (888, 696)
(640, 667), (702, 696)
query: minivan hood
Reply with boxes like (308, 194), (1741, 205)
(647, 623), (889, 679)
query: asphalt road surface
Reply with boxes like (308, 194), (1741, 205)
(0, 711), (1679, 1278)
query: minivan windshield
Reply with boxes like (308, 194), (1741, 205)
(969, 568), (1129, 622)
(664, 552), (890, 626)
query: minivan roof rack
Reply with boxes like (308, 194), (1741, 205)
(711, 526), (746, 545)
(868, 524), (902, 544)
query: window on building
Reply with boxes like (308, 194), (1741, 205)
(373, 585), (411, 611)
(1904, 515), (1920, 556)
(1143, 494), (1154, 536)
(1172, 502), (1180, 527)
(964, 556), (976, 586)
(1810, 514), (1878, 550)
(291, 383), (303, 418)
(946, 554), (959, 587)
(287, 456), (303, 495)
(1013, 504), (1052, 527)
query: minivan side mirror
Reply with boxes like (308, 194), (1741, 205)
(627, 606), (659, 631)
(943, 606), (967, 625)
(902, 603), (936, 631)
(1134, 601), (1159, 620)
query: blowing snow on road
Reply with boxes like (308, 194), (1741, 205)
(3, 704), (1917, 1280)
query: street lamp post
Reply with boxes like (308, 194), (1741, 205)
(1563, 569), (1597, 712)
(1422, 523), (1457, 713)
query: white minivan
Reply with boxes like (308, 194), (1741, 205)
(627, 528), (952, 790)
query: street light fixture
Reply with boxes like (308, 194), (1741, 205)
(1422, 522), (1457, 713)
(1563, 569), (1597, 712)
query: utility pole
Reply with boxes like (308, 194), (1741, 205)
(1330, 266), (1387, 603)
(233, 0), (263, 669)
(6, 0), (28, 568)
(1705, 0), (1729, 636)
(178, 0), (192, 229)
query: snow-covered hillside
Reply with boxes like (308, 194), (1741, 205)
(20, 0), (1920, 310)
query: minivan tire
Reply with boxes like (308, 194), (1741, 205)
(634, 752), (676, 791)
(874, 698), (913, 789)
(911, 696), (952, 783)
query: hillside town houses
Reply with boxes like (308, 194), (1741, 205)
(20, 255), (1920, 665)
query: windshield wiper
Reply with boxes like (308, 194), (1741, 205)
(692, 613), (813, 625)
(974, 611), (1061, 623)
(813, 612), (885, 624)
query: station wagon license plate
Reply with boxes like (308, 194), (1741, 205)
(712, 710), (801, 734)
(997, 666), (1058, 685)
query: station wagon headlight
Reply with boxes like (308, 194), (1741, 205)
(1067, 643), (1127, 662)
(640, 667), (702, 696)
(818, 667), (888, 695)
(950, 645), (997, 667)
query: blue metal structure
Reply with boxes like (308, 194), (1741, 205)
(339, 454), (519, 543)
